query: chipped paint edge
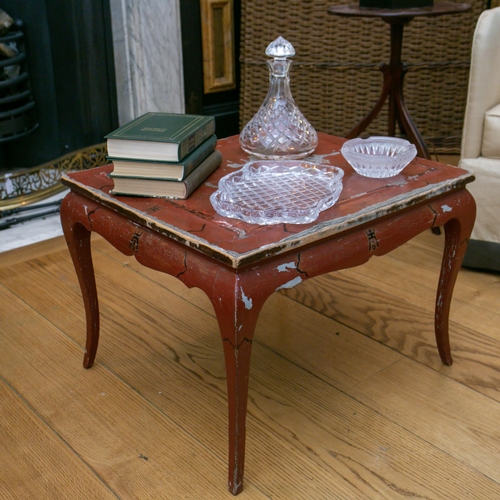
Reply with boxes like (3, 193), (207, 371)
(62, 170), (473, 270)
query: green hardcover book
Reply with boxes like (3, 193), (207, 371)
(109, 134), (217, 181)
(110, 150), (222, 199)
(105, 112), (216, 162)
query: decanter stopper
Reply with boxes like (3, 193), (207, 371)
(239, 36), (318, 160)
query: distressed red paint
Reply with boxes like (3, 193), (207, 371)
(60, 133), (476, 494)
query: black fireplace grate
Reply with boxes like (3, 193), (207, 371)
(0, 22), (38, 143)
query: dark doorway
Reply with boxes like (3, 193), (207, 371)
(0, 0), (118, 172)
(180, 0), (241, 139)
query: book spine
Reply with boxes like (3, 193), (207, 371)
(178, 134), (217, 180)
(178, 118), (216, 161)
(182, 150), (222, 199)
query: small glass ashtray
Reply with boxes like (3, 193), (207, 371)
(341, 136), (417, 178)
(210, 160), (344, 225)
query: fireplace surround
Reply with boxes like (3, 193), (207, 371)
(0, 0), (185, 208)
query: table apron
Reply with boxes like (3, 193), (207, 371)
(62, 189), (472, 303)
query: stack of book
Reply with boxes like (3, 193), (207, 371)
(106, 112), (222, 199)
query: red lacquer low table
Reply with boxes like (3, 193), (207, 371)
(60, 133), (475, 495)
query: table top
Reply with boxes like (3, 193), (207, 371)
(328, 2), (471, 20)
(62, 133), (473, 268)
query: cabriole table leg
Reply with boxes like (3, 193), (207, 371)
(434, 190), (476, 365)
(208, 272), (271, 495)
(60, 192), (100, 369)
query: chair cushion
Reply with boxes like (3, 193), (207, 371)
(459, 156), (500, 244)
(482, 103), (500, 158)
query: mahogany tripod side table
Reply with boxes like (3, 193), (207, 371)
(60, 133), (475, 494)
(328, 2), (471, 158)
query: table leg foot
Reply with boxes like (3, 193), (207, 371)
(60, 194), (100, 369)
(222, 336), (253, 495)
(435, 194), (476, 365)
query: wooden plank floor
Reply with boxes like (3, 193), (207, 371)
(1, 230), (499, 499)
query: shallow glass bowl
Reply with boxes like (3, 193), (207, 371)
(341, 136), (417, 178)
(210, 160), (344, 225)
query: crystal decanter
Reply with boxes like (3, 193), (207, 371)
(239, 36), (318, 160)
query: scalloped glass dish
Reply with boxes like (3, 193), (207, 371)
(341, 136), (417, 178)
(210, 160), (344, 225)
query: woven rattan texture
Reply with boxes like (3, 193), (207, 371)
(239, 0), (487, 154)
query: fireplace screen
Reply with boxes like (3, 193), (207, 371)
(0, 10), (38, 143)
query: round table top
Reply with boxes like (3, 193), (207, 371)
(328, 2), (471, 20)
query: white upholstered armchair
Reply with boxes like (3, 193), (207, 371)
(459, 7), (500, 271)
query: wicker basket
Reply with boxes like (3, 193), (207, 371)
(239, 0), (487, 154)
